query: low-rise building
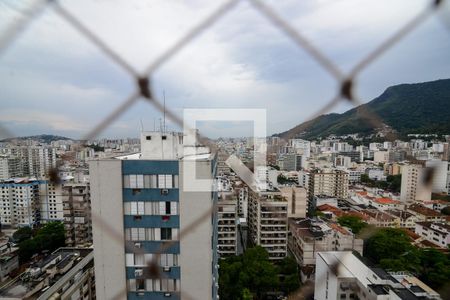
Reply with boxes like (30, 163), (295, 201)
(386, 210), (417, 229)
(407, 204), (446, 222)
(0, 248), (94, 300)
(315, 251), (441, 300)
(288, 218), (363, 282)
(415, 222), (450, 248)
(368, 197), (403, 211)
(361, 209), (397, 227)
(0, 255), (18, 282)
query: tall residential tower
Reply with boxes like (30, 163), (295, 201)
(90, 131), (218, 300)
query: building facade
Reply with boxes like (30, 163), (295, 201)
(400, 164), (432, 202)
(90, 131), (218, 300)
(248, 188), (288, 260)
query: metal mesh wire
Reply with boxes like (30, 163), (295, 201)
(0, 0), (449, 299)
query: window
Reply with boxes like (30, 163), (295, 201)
(162, 135), (167, 140)
(161, 228), (172, 240)
(125, 253), (134, 266)
(146, 136), (151, 140)
(158, 175), (175, 188)
(130, 228), (146, 241)
(160, 254), (178, 266)
(135, 254), (145, 266)
(130, 202), (145, 215)
(124, 175), (144, 188)
(136, 278), (145, 291)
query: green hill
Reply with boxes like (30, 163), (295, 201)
(277, 79), (450, 140)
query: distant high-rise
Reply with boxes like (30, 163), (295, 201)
(90, 131), (218, 299)
(400, 164), (432, 202)
(3, 146), (57, 179)
(308, 169), (349, 201)
(248, 187), (288, 260)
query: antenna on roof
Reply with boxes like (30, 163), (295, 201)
(140, 119), (144, 132)
(163, 90), (166, 133)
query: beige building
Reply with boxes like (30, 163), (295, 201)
(400, 164), (432, 202)
(280, 186), (308, 218)
(288, 218), (363, 282)
(217, 194), (238, 256)
(62, 182), (92, 247)
(308, 169), (349, 201)
(248, 188), (288, 260)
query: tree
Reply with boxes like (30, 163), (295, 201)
(12, 226), (33, 243)
(17, 222), (66, 263)
(337, 215), (367, 234)
(242, 288), (253, 300)
(386, 175), (401, 193)
(239, 246), (279, 298)
(277, 256), (300, 294)
(364, 229), (450, 290)
(441, 206), (450, 215)
(361, 174), (370, 183)
(364, 228), (414, 263)
(277, 174), (295, 185)
(416, 248), (450, 289)
(219, 246), (279, 300)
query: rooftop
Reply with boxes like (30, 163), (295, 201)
(0, 248), (93, 300)
(408, 204), (443, 217)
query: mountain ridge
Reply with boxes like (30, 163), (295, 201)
(276, 78), (450, 140)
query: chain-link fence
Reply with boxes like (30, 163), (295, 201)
(1, 0), (449, 299)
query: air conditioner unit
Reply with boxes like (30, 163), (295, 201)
(134, 242), (141, 248)
(135, 269), (143, 276)
(163, 266), (171, 272)
(161, 189), (169, 195)
(164, 293), (171, 297)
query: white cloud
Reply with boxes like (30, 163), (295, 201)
(0, 0), (448, 138)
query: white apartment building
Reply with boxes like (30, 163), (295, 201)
(0, 177), (92, 239)
(89, 131), (219, 300)
(39, 182), (64, 222)
(248, 188), (288, 260)
(415, 222), (450, 248)
(8, 146), (57, 179)
(315, 251), (441, 300)
(0, 179), (42, 227)
(0, 156), (22, 179)
(290, 139), (311, 158)
(288, 218), (363, 282)
(400, 165), (432, 202)
(374, 151), (389, 163)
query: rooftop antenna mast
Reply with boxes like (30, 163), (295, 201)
(140, 119), (144, 132)
(163, 90), (166, 133)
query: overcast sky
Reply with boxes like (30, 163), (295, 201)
(0, 0), (449, 139)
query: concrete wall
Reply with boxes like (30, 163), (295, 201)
(179, 159), (214, 300)
(89, 159), (126, 299)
